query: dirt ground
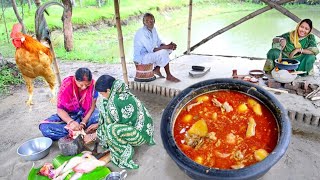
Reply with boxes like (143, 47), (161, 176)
(1, 61), (320, 180)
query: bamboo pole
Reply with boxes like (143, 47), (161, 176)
(186, 0), (192, 55)
(35, 2), (64, 87)
(114, 0), (128, 84)
(260, 0), (320, 38)
(50, 44), (62, 87)
(183, 0), (293, 54)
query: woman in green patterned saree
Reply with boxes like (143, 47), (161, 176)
(263, 19), (319, 75)
(83, 74), (155, 169)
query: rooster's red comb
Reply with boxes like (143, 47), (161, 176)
(10, 23), (22, 38)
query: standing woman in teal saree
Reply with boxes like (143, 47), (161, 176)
(263, 19), (319, 75)
(83, 74), (155, 169)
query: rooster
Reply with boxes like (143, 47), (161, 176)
(10, 23), (56, 106)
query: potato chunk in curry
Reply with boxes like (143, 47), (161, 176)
(196, 95), (210, 102)
(187, 119), (208, 137)
(183, 114), (193, 123)
(237, 103), (248, 113)
(254, 149), (269, 161)
(248, 98), (262, 116)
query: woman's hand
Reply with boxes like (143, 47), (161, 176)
(68, 121), (82, 131)
(280, 39), (286, 49)
(85, 123), (99, 134)
(289, 48), (300, 58)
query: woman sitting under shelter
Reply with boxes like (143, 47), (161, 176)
(39, 68), (99, 140)
(263, 18), (319, 75)
(83, 74), (155, 169)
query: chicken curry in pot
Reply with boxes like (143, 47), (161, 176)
(173, 90), (278, 169)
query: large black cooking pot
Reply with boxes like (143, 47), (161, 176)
(161, 78), (291, 180)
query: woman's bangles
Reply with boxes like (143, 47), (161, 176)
(80, 122), (86, 127)
(67, 120), (74, 125)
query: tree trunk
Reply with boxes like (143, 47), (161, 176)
(27, 0), (31, 10)
(97, 0), (101, 7)
(184, 0), (293, 54)
(114, 0), (128, 84)
(1, 0), (10, 43)
(186, 0), (192, 55)
(34, 0), (41, 7)
(11, 0), (26, 33)
(62, 0), (73, 51)
(70, 0), (76, 7)
(260, 0), (320, 38)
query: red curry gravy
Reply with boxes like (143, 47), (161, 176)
(173, 90), (278, 169)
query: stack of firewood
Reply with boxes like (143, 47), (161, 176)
(306, 87), (320, 101)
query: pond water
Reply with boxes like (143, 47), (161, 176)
(133, 7), (320, 59)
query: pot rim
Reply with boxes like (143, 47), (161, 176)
(161, 78), (291, 178)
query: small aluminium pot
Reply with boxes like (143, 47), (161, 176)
(161, 78), (291, 180)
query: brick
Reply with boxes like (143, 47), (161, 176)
(284, 83), (294, 90)
(296, 89), (305, 96)
(288, 89), (297, 94)
(291, 81), (301, 90)
(305, 88), (313, 94)
(302, 81), (309, 91)
(309, 84), (319, 91)
(267, 79), (281, 89)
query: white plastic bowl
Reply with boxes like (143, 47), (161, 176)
(17, 137), (52, 161)
(271, 69), (297, 83)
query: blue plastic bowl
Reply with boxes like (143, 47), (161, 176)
(275, 58), (300, 70)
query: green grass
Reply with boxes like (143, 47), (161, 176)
(0, 64), (24, 94)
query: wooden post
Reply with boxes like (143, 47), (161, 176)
(114, 0), (128, 84)
(186, 0), (193, 55)
(50, 44), (62, 87)
(184, 0), (293, 54)
(260, 0), (320, 38)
